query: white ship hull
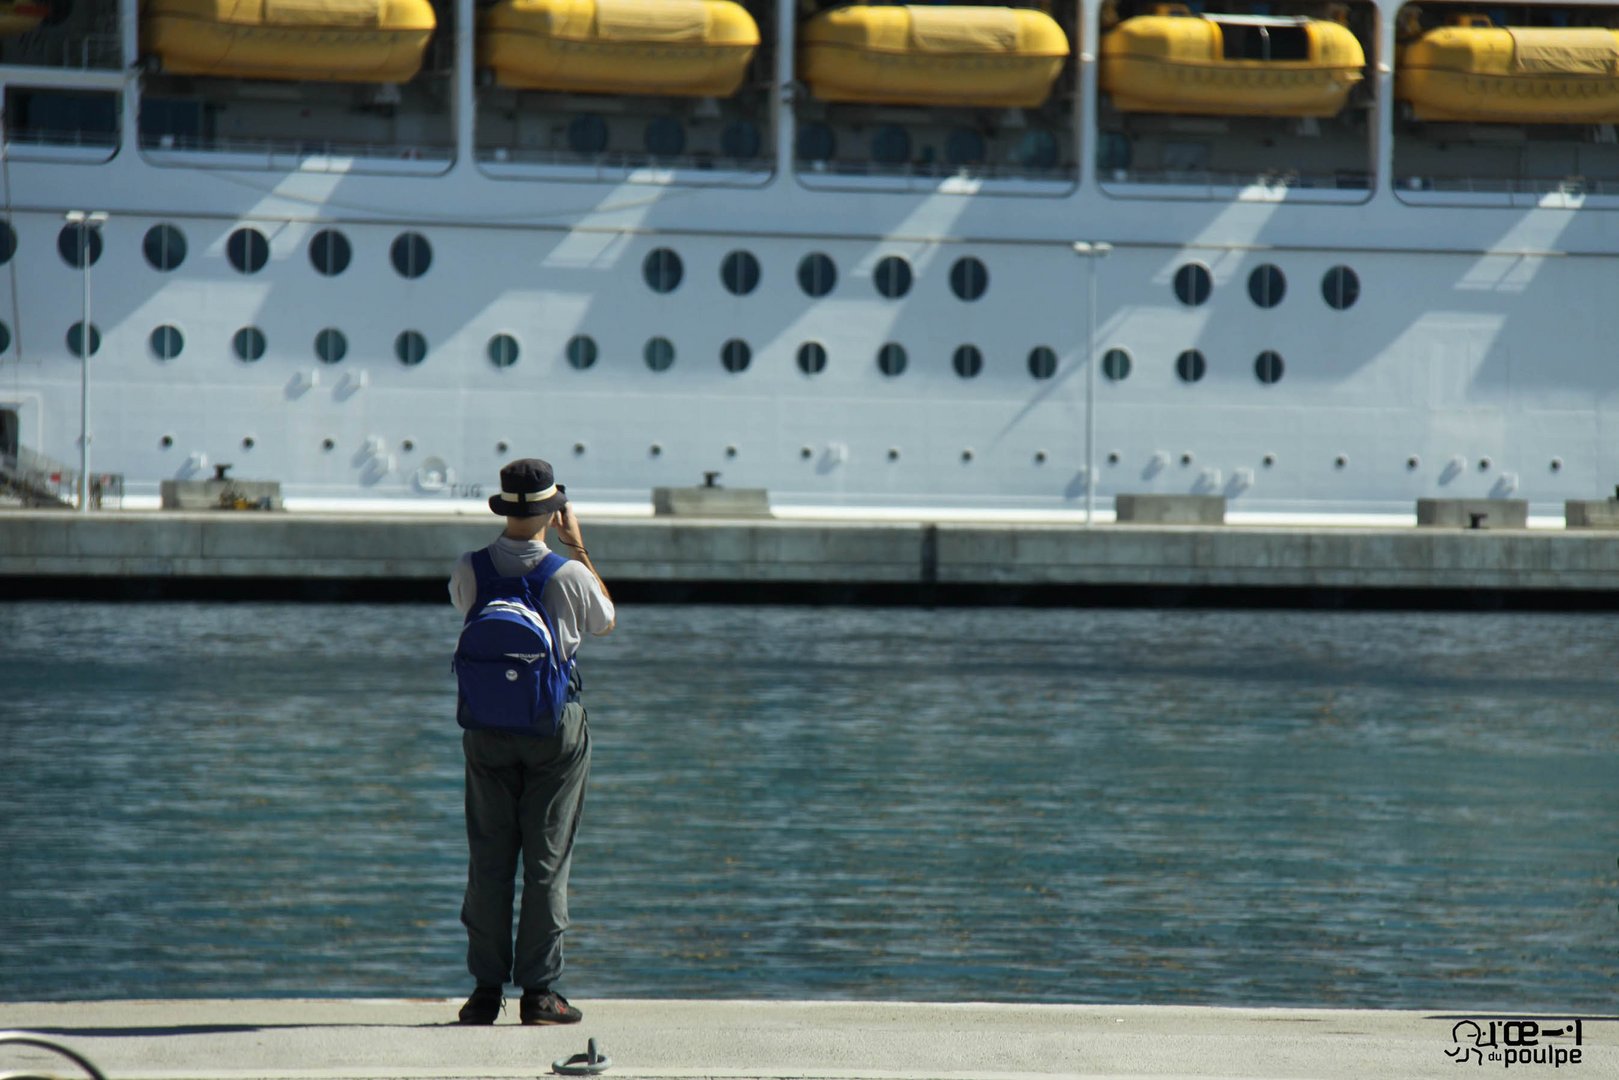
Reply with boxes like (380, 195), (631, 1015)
(2, 0), (1616, 518)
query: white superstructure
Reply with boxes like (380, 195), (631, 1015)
(1, 0), (1616, 516)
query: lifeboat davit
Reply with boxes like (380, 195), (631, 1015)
(1100, 6), (1365, 118)
(799, 4), (1070, 108)
(1397, 16), (1619, 123)
(141, 0), (436, 83)
(479, 0), (761, 97)
(0, 1), (49, 35)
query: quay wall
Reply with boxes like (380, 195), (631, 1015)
(2, 512), (1619, 604)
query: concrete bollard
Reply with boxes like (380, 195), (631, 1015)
(1113, 494), (1226, 525)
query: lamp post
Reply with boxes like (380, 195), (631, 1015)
(66, 210), (107, 513)
(1073, 241), (1112, 526)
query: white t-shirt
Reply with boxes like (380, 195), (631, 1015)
(449, 535), (615, 660)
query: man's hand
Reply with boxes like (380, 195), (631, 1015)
(552, 504), (585, 552)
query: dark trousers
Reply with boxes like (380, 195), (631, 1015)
(461, 702), (590, 990)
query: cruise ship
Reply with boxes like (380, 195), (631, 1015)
(1, 0), (1616, 518)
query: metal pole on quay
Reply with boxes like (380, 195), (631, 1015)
(1073, 240), (1112, 527)
(66, 209), (108, 513)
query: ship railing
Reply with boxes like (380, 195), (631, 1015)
(797, 158), (1073, 182)
(3, 127), (118, 150)
(139, 133), (454, 170)
(5, 32), (122, 71)
(0, 446), (77, 510)
(1102, 166), (1371, 192)
(478, 145), (774, 175)
(1401, 174), (1619, 196)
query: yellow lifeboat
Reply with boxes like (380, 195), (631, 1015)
(479, 0), (760, 97)
(1397, 16), (1619, 123)
(141, 0), (436, 83)
(1100, 6), (1365, 118)
(0, 1), (49, 35)
(799, 5), (1070, 108)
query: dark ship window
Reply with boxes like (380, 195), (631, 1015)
(950, 257), (988, 301)
(143, 225), (186, 271)
(309, 230), (352, 277)
(1173, 263), (1211, 307)
(227, 228), (268, 274)
(1103, 348), (1132, 382)
(1248, 265), (1285, 308)
(798, 253), (836, 297)
(877, 343), (907, 377)
(391, 232), (432, 279)
(315, 328), (348, 365)
(0, 221), (14, 264)
(566, 335), (597, 370)
(1322, 266), (1360, 310)
(797, 342), (827, 375)
(58, 222), (104, 268)
(1255, 350), (1285, 385)
(643, 248), (683, 294)
(1176, 349), (1207, 383)
(644, 337), (675, 372)
(149, 325), (183, 360)
(487, 334), (519, 368)
(1028, 346), (1058, 380)
(66, 321), (100, 357)
(874, 256), (912, 299)
(395, 330), (428, 366)
(953, 345), (983, 379)
(234, 327), (267, 362)
(721, 250), (761, 296)
(721, 339), (751, 373)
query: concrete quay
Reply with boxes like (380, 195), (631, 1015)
(1, 998), (1610, 1080)
(2, 511), (1619, 603)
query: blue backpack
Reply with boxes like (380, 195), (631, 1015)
(454, 549), (576, 736)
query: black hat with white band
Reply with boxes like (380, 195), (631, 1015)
(489, 458), (568, 518)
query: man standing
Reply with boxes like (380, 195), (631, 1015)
(448, 459), (615, 1025)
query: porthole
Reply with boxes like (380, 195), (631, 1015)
(143, 224), (186, 271)
(721, 339), (751, 373)
(567, 114), (608, 155)
(721, 120), (762, 160)
(395, 330), (427, 366)
(0, 321), (10, 353)
(1323, 265), (1360, 310)
(874, 256), (912, 299)
(643, 247), (683, 294)
(1254, 350), (1284, 385)
(949, 256), (988, 301)
(391, 231), (432, 279)
(309, 229), (352, 277)
(1015, 129), (1059, 169)
(796, 122), (836, 162)
(645, 117), (686, 157)
(487, 333), (519, 368)
(0, 220), (15, 265)
(1173, 263), (1212, 307)
(315, 328), (348, 365)
(565, 335), (597, 370)
(58, 222), (104, 268)
(877, 342), (907, 377)
(1175, 349), (1207, 383)
(644, 336), (675, 372)
(945, 128), (985, 166)
(952, 344), (983, 379)
(226, 227), (268, 274)
(798, 252), (836, 297)
(1248, 264), (1285, 308)
(1102, 348), (1132, 381)
(721, 250), (760, 296)
(149, 324), (184, 360)
(234, 326), (267, 362)
(797, 341), (827, 375)
(65, 321), (101, 357)
(871, 125), (911, 165)
(1027, 346), (1058, 380)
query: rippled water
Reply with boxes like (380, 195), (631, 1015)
(0, 602), (1615, 1009)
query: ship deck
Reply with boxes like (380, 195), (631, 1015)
(5, 998), (1606, 1080)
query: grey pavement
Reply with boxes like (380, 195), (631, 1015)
(0, 999), (1610, 1080)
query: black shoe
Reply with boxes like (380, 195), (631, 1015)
(458, 985), (504, 1025)
(520, 988), (582, 1025)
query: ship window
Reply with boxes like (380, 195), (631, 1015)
(644, 337), (675, 372)
(395, 330), (428, 366)
(645, 117), (686, 158)
(950, 257), (988, 302)
(797, 123), (836, 162)
(721, 251), (760, 296)
(488, 334), (519, 368)
(227, 227), (269, 274)
(877, 343), (907, 377)
(953, 345), (983, 379)
(797, 342), (827, 375)
(234, 326), (266, 362)
(798, 253), (836, 297)
(1176, 349), (1207, 383)
(722, 120), (762, 160)
(945, 129), (986, 167)
(1103, 348), (1132, 382)
(1323, 266), (1360, 310)
(315, 328), (348, 365)
(871, 126), (911, 166)
(1173, 263), (1211, 307)
(721, 339), (751, 373)
(58, 223), (104, 269)
(874, 256), (912, 299)
(1028, 346), (1058, 380)
(1255, 350), (1285, 384)
(643, 248), (683, 294)
(392, 232), (432, 279)
(0, 221), (14, 265)
(66, 322), (101, 358)
(1248, 264), (1285, 308)
(309, 229), (352, 277)
(143, 224), (186, 272)
(149, 325), (183, 361)
(0, 321), (9, 353)
(567, 115), (608, 155)
(1220, 23), (1310, 62)
(566, 335), (597, 370)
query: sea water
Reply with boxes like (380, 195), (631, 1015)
(0, 602), (1614, 1008)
